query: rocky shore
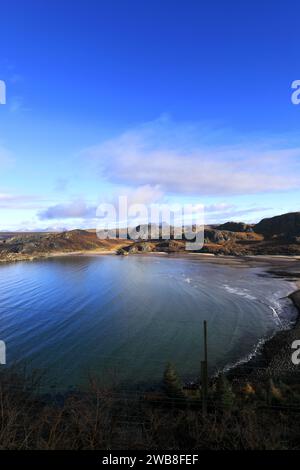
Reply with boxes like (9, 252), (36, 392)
(227, 272), (300, 385)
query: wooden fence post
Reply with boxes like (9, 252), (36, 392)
(201, 320), (208, 415)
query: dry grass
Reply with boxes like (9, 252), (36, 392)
(0, 368), (300, 450)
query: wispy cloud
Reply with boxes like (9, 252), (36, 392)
(9, 96), (22, 113)
(0, 145), (14, 170)
(0, 193), (41, 209)
(204, 203), (272, 224)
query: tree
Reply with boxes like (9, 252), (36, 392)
(163, 363), (185, 400)
(215, 374), (235, 410)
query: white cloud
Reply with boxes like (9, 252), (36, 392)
(38, 200), (97, 220)
(38, 184), (164, 221)
(83, 117), (300, 196)
(110, 184), (164, 206)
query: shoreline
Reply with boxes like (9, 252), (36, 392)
(0, 249), (119, 264)
(2, 244), (300, 264)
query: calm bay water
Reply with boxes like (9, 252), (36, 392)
(0, 255), (297, 389)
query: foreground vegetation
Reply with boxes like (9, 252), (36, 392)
(1, 365), (300, 450)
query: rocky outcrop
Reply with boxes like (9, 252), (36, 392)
(204, 229), (233, 243)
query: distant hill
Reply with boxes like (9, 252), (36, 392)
(254, 212), (300, 240)
(1, 212), (300, 261)
(217, 222), (253, 233)
(0, 230), (133, 263)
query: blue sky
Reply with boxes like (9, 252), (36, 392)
(0, 0), (300, 230)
